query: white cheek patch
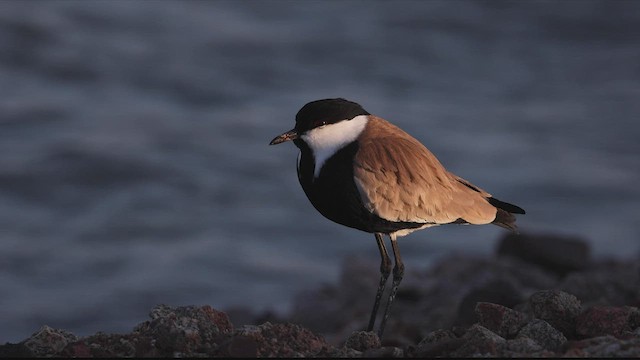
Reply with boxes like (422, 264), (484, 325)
(301, 115), (368, 178)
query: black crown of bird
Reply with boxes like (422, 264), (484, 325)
(270, 98), (525, 339)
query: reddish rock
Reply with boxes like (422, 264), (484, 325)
(61, 341), (92, 357)
(456, 280), (524, 327)
(5, 249), (640, 358)
(234, 322), (329, 357)
(133, 304), (233, 356)
(475, 302), (530, 338)
(529, 290), (581, 338)
(221, 334), (259, 357)
(60, 333), (154, 358)
(344, 331), (380, 351)
(576, 306), (639, 339)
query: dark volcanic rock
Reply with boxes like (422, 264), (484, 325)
(21, 325), (77, 357)
(0, 342), (34, 357)
(475, 302), (530, 338)
(497, 232), (590, 274)
(414, 329), (462, 357)
(344, 331), (381, 351)
(61, 333), (154, 358)
(6, 232), (640, 358)
(83, 305), (235, 357)
(233, 322), (329, 357)
(496, 337), (551, 357)
(517, 319), (567, 351)
(450, 324), (505, 357)
(6, 306), (336, 358)
(288, 251), (559, 347)
(565, 335), (640, 357)
(576, 306), (640, 339)
(362, 346), (404, 358)
(133, 304), (233, 356)
(529, 290), (582, 338)
(220, 334), (260, 357)
(418, 328), (458, 345)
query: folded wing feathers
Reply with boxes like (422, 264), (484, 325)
(354, 116), (499, 226)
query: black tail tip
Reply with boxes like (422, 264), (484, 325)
(488, 197), (525, 215)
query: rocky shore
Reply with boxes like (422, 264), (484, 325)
(2, 232), (639, 357)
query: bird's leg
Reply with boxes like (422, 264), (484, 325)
(367, 232), (391, 332)
(377, 233), (404, 338)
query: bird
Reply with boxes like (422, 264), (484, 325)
(269, 98), (525, 338)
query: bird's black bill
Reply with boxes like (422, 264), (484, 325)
(269, 129), (298, 145)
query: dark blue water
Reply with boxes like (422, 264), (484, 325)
(1, 0), (639, 342)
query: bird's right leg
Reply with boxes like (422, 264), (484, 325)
(367, 232), (391, 332)
(377, 233), (404, 338)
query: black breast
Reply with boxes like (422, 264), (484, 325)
(296, 140), (425, 234)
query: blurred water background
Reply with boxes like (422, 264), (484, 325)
(0, 0), (639, 342)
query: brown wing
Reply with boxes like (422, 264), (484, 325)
(353, 116), (498, 225)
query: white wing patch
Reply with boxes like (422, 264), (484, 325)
(300, 115), (368, 178)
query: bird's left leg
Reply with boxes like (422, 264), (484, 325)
(377, 233), (404, 338)
(367, 232), (391, 332)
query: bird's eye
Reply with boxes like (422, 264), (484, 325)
(313, 120), (328, 128)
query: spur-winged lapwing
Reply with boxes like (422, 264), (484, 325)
(269, 98), (525, 338)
